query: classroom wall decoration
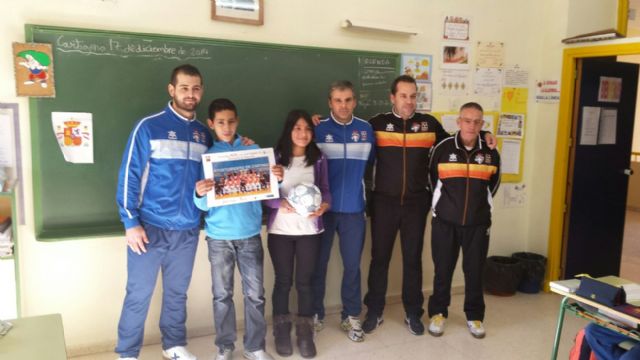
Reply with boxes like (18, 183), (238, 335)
(12, 42), (55, 97)
(212, 0), (264, 25)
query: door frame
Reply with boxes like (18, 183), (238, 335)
(547, 41), (640, 284)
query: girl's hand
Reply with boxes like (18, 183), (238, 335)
(280, 199), (296, 213)
(271, 165), (284, 182)
(195, 179), (214, 197)
(309, 202), (330, 218)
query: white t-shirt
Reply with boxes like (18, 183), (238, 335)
(269, 156), (321, 235)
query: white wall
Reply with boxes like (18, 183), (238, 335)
(567, 0), (618, 38)
(0, 0), (577, 355)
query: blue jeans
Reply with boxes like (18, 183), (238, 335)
(207, 235), (266, 352)
(585, 323), (640, 360)
(115, 223), (199, 358)
(311, 212), (365, 319)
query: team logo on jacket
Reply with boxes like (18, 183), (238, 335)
(325, 134), (334, 143)
(449, 153), (458, 162)
(485, 154), (492, 164)
(351, 130), (360, 142)
(386, 123), (394, 131)
(421, 122), (429, 131)
(168, 130), (177, 140)
(192, 130), (202, 143)
(411, 123), (420, 132)
(360, 131), (368, 141)
(474, 154), (485, 164)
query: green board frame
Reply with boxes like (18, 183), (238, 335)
(26, 24), (400, 240)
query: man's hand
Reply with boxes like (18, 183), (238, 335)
(195, 179), (214, 197)
(484, 132), (497, 149)
(241, 136), (255, 146)
(125, 226), (149, 255)
(311, 114), (323, 126)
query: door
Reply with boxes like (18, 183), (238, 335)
(563, 58), (639, 278)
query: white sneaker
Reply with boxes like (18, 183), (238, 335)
(340, 316), (365, 342)
(243, 349), (274, 360)
(162, 346), (197, 360)
(467, 320), (486, 339)
(216, 347), (232, 360)
(313, 314), (324, 332)
(428, 314), (446, 337)
(116, 358), (137, 360)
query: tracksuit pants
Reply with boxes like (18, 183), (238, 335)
(115, 223), (199, 358)
(364, 192), (428, 319)
(428, 217), (490, 321)
(311, 211), (366, 320)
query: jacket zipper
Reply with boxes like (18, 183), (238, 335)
(178, 122), (190, 221)
(341, 123), (346, 210)
(462, 149), (478, 226)
(401, 120), (407, 205)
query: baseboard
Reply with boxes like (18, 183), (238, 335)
(66, 285), (466, 357)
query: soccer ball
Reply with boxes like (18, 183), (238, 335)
(286, 182), (322, 216)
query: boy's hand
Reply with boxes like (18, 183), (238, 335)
(241, 136), (255, 146)
(309, 202), (330, 218)
(484, 132), (497, 149)
(280, 199), (295, 213)
(125, 226), (149, 255)
(311, 114), (323, 126)
(271, 165), (284, 182)
(195, 179), (214, 197)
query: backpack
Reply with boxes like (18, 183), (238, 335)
(569, 328), (597, 360)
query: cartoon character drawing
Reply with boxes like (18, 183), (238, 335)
(17, 50), (51, 88)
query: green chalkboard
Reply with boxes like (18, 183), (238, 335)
(26, 24), (400, 240)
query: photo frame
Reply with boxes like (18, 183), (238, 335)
(211, 0), (264, 26)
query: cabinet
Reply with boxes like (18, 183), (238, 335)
(0, 182), (19, 319)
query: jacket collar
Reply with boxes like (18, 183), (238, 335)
(454, 131), (483, 151)
(391, 107), (416, 120)
(330, 112), (354, 126)
(167, 101), (197, 122)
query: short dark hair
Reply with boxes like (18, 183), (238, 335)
(390, 75), (416, 95)
(459, 102), (484, 113)
(275, 109), (321, 167)
(328, 80), (355, 99)
(208, 98), (238, 119)
(170, 64), (202, 86)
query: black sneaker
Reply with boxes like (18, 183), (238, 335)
(405, 316), (425, 336)
(361, 314), (383, 334)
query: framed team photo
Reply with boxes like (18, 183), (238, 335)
(202, 148), (278, 207)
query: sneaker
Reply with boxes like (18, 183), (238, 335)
(340, 316), (365, 342)
(243, 349), (274, 360)
(467, 320), (486, 339)
(162, 346), (196, 360)
(404, 316), (425, 336)
(116, 358), (137, 360)
(361, 314), (383, 334)
(312, 314), (324, 332)
(216, 347), (233, 360)
(428, 314), (446, 337)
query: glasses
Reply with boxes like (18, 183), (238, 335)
(459, 117), (483, 126)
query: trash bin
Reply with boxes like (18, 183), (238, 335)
(484, 256), (522, 296)
(512, 252), (546, 294)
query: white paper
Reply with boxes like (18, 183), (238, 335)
(474, 67), (502, 96)
(0, 109), (16, 168)
(497, 113), (525, 138)
(441, 42), (470, 69)
(501, 139), (521, 174)
(535, 79), (561, 103)
(416, 81), (432, 111)
(579, 106), (601, 145)
(598, 76), (622, 103)
(202, 148), (279, 207)
(503, 183), (526, 208)
(439, 69), (470, 96)
(476, 41), (504, 68)
(503, 65), (529, 88)
(443, 16), (470, 40)
(598, 108), (617, 145)
(482, 114), (495, 132)
(51, 112), (94, 163)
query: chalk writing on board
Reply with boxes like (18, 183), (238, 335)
(55, 35), (212, 61)
(358, 56), (395, 110)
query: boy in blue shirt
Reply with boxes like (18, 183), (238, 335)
(194, 98), (280, 360)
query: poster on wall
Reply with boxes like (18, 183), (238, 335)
(443, 16), (470, 40)
(441, 43), (470, 69)
(12, 42), (55, 97)
(416, 81), (432, 112)
(476, 41), (504, 68)
(535, 80), (561, 103)
(439, 69), (470, 96)
(598, 76), (622, 103)
(401, 54), (432, 81)
(51, 112), (94, 163)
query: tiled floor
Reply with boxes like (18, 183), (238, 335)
(621, 210), (640, 284)
(72, 292), (584, 360)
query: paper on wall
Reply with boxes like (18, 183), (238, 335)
(51, 112), (94, 163)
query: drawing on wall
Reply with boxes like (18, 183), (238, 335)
(13, 42), (55, 97)
(401, 54), (432, 81)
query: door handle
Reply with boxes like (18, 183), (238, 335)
(623, 169), (634, 176)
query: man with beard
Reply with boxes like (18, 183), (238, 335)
(115, 64), (213, 360)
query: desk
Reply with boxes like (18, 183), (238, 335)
(550, 287), (640, 360)
(0, 314), (67, 360)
